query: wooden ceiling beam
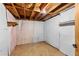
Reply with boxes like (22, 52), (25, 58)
(15, 5), (31, 11)
(35, 3), (61, 20)
(24, 4), (26, 19)
(39, 3), (61, 20)
(49, 3), (74, 14)
(5, 5), (32, 12)
(22, 3), (26, 19)
(4, 3), (74, 21)
(54, 3), (74, 14)
(30, 3), (42, 20)
(30, 3), (38, 20)
(34, 3), (41, 12)
(11, 3), (20, 19)
(35, 3), (49, 20)
(42, 3), (74, 21)
(40, 3), (48, 10)
(34, 3), (48, 20)
(5, 4), (44, 13)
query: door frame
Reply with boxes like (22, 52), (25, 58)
(75, 3), (79, 56)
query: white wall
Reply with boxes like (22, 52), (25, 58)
(33, 21), (44, 43)
(16, 20), (33, 45)
(44, 15), (60, 49)
(6, 10), (17, 55)
(59, 8), (75, 56)
(16, 20), (44, 45)
(44, 8), (75, 56)
(0, 4), (9, 55)
(0, 4), (7, 29)
(8, 27), (17, 55)
(59, 26), (75, 56)
(7, 10), (16, 22)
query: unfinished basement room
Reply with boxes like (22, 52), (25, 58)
(0, 3), (78, 56)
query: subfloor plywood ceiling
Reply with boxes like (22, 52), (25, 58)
(4, 3), (74, 21)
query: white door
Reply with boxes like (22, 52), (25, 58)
(59, 26), (75, 56)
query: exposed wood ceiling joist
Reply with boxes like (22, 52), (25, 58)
(22, 3), (26, 19)
(4, 3), (74, 21)
(35, 3), (49, 20)
(42, 3), (74, 21)
(30, 3), (36, 20)
(39, 3), (67, 20)
(35, 3), (61, 20)
(11, 3), (20, 19)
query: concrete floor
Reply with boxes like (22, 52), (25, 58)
(11, 42), (65, 56)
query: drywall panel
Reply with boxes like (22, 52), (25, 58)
(6, 9), (17, 54)
(0, 4), (7, 29)
(16, 20), (33, 45)
(16, 20), (44, 45)
(8, 27), (17, 55)
(11, 27), (17, 53)
(0, 29), (10, 56)
(60, 8), (75, 22)
(16, 20), (23, 45)
(33, 21), (44, 43)
(0, 4), (10, 56)
(44, 8), (75, 56)
(44, 15), (60, 49)
(59, 8), (75, 56)
(59, 26), (75, 56)
(21, 20), (33, 44)
(7, 10), (16, 22)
